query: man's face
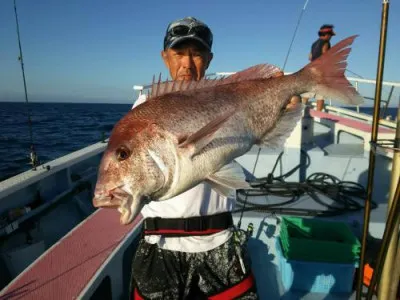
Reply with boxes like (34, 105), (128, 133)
(161, 41), (213, 81)
(321, 33), (334, 41)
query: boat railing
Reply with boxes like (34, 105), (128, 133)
(0, 174), (93, 239)
(324, 76), (399, 123)
(314, 103), (398, 129)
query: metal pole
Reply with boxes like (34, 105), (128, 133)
(366, 176), (400, 299)
(389, 241), (400, 299)
(356, 0), (390, 299)
(355, 82), (360, 113)
(377, 102), (400, 300)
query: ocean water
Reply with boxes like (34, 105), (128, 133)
(0, 102), (131, 182)
(0, 102), (397, 182)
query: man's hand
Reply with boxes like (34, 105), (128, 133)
(286, 95), (302, 110)
(272, 70), (284, 78)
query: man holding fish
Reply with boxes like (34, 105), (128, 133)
(130, 16), (261, 299)
(92, 16), (363, 300)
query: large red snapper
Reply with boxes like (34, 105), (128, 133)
(92, 36), (364, 225)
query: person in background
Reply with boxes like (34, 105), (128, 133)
(129, 16), (299, 300)
(302, 24), (336, 111)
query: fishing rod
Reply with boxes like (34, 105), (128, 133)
(367, 101), (400, 299)
(355, 0), (391, 299)
(282, 0), (309, 72)
(13, 0), (39, 170)
(346, 69), (365, 79)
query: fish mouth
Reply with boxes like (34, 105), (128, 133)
(92, 186), (142, 225)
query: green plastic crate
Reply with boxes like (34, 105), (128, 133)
(279, 217), (361, 264)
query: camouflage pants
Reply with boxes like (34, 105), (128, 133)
(130, 233), (258, 299)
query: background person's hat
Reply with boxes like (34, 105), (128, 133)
(163, 17), (213, 51)
(318, 24), (336, 36)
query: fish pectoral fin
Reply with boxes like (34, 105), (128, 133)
(205, 180), (236, 198)
(206, 160), (253, 197)
(257, 103), (303, 149)
(178, 109), (234, 157)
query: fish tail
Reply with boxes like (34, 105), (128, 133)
(299, 35), (364, 105)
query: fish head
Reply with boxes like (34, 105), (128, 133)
(92, 117), (176, 224)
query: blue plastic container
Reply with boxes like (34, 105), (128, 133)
(275, 237), (357, 294)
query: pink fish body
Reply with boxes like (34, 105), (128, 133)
(93, 36), (364, 224)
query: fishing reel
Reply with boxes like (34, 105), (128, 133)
(233, 222), (254, 247)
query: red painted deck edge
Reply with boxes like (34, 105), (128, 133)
(0, 209), (142, 300)
(310, 110), (394, 133)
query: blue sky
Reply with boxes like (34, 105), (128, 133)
(0, 0), (399, 105)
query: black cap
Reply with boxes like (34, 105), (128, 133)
(163, 17), (213, 51)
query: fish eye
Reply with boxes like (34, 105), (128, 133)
(116, 146), (131, 161)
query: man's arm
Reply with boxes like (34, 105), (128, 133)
(322, 42), (330, 54)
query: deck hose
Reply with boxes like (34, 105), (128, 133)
(234, 150), (378, 217)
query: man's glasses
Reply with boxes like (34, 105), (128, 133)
(166, 24), (212, 48)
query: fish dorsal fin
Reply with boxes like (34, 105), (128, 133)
(149, 63), (282, 99)
(221, 63), (282, 84)
(257, 103), (304, 149)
